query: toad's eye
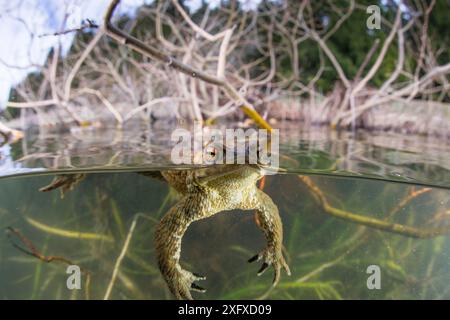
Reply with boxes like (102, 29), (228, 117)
(209, 148), (217, 159)
(203, 142), (225, 164)
(205, 146), (217, 161)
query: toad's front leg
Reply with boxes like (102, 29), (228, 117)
(247, 189), (291, 286)
(155, 195), (214, 300)
(39, 174), (86, 198)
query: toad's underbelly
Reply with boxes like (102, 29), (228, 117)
(204, 184), (258, 212)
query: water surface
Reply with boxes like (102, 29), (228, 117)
(0, 124), (449, 299)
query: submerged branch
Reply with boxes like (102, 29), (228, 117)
(6, 227), (92, 299)
(298, 176), (450, 239)
(388, 187), (432, 218)
(25, 216), (113, 242)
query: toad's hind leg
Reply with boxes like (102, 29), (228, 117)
(247, 189), (291, 286)
(155, 196), (216, 300)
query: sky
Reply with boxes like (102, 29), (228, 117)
(0, 0), (263, 110)
(0, 0), (153, 110)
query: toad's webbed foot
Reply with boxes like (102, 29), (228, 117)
(249, 246), (291, 286)
(248, 189), (291, 286)
(167, 267), (206, 300)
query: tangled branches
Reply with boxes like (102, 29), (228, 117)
(2, 0), (449, 133)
